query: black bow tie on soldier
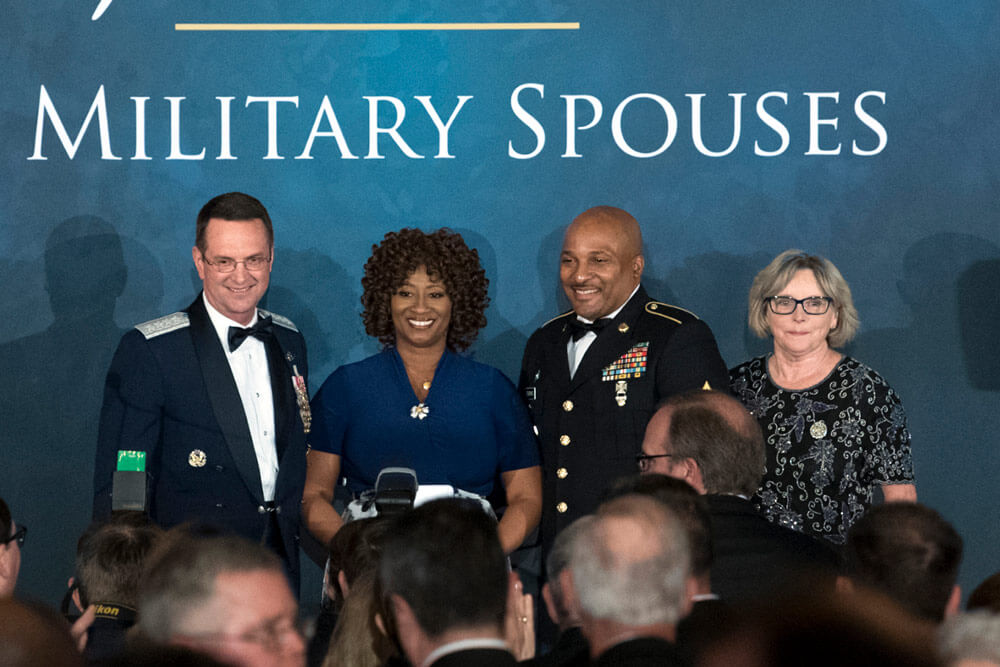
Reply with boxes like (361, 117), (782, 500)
(228, 316), (274, 352)
(569, 317), (613, 342)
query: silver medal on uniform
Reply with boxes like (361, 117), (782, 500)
(615, 380), (628, 407)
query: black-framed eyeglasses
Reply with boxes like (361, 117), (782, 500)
(636, 453), (672, 473)
(766, 295), (833, 315)
(201, 254), (271, 273)
(3, 524), (27, 548)
(177, 618), (305, 652)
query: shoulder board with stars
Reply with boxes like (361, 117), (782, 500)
(644, 301), (700, 325)
(135, 312), (189, 339)
(258, 309), (299, 332)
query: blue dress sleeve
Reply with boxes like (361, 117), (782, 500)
(308, 368), (349, 455)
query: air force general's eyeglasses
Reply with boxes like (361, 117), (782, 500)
(766, 295), (833, 315)
(201, 254), (271, 273)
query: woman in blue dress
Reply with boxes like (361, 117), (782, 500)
(302, 228), (542, 553)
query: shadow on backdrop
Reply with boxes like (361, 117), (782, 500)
(662, 250), (775, 369)
(850, 233), (1000, 607)
(266, 247), (363, 389)
(957, 258), (1000, 391)
(453, 227), (526, 380)
(0, 216), (163, 605)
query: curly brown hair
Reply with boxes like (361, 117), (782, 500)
(361, 228), (490, 351)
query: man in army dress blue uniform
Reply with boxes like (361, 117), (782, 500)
(94, 192), (309, 586)
(519, 206), (729, 557)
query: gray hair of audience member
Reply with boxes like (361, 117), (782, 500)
(665, 390), (765, 497)
(571, 495), (691, 626)
(136, 531), (283, 643)
(378, 498), (507, 638)
(545, 516), (596, 623)
(606, 474), (713, 579)
(76, 521), (162, 607)
(747, 249), (860, 348)
(845, 502), (963, 623)
(938, 611), (1000, 665)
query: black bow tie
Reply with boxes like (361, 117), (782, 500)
(569, 317), (612, 342)
(228, 316), (274, 352)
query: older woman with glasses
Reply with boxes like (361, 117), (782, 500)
(729, 250), (916, 545)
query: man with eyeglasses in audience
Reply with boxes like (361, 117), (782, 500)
(94, 192), (309, 589)
(136, 531), (306, 667)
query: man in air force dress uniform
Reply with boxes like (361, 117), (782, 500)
(94, 192), (309, 587)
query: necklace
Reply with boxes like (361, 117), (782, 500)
(411, 379), (432, 420)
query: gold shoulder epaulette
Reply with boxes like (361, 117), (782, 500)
(645, 301), (700, 325)
(135, 312), (190, 339)
(542, 310), (575, 328)
(259, 309), (299, 332)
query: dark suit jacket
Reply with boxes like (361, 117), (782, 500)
(94, 295), (308, 582)
(594, 637), (687, 667)
(675, 598), (734, 666)
(431, 648), (517, 667)
(520, 626), (589, 667)
(707, 494), (839, 602)
(519, 286), (729, 553)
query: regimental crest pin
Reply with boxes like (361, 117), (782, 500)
(188, 449), (207, 468)
(615, 380), (628, 407)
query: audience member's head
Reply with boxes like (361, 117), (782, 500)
(639, 390), (764, 497)
(569, 494), (691, 659)
(844, 502), (963, 623)
(136, 531), (305, 667)
(0, 496), (23, 598)
(938, 611), (1000, 667)
(699, 587), (943, 667)
(377, 499), (509, 666)
(607, 474), (713, 591)
(326, 516), (390, 604)
(0, 598), (82, 667)
(324, 572), (397, 667)
(75, 519), (162, 609)
(968, 571), (1000, 614)
(543, 516), (595, 631)
(321, 518), (397, 667)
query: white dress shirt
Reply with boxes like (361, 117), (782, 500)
(203, 295), (279, 501)
(567, 284), (641, 378)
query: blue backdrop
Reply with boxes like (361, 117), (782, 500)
(3, 1), (997, 605)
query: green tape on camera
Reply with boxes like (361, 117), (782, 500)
(117, 450), (146, 472)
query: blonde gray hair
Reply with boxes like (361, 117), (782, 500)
(747, 249), (859, 348)
(570, 495), (690, 626)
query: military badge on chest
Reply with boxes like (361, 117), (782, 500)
(602, 342), (649, 407)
